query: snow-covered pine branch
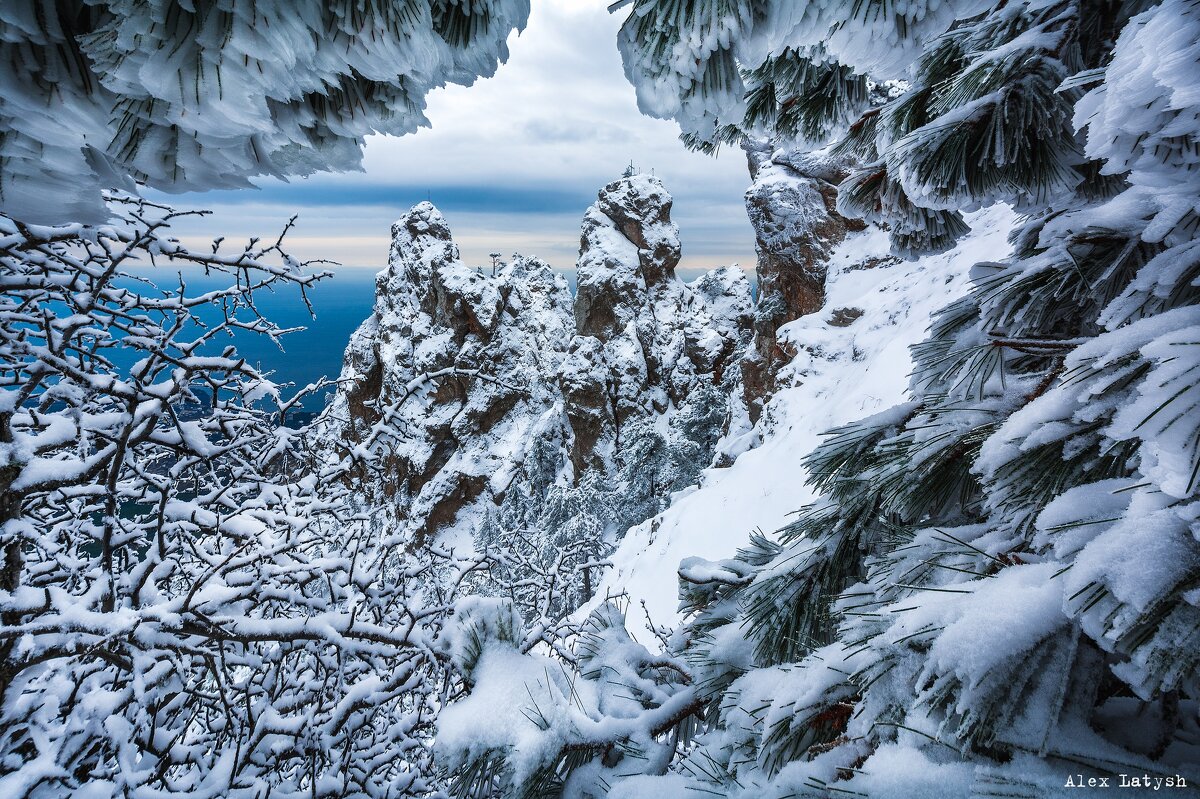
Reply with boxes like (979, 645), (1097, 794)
(0, 0), (530, 224)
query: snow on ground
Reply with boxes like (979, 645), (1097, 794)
(593, 204), (1017, 627)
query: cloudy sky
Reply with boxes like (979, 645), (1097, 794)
(151, 0), (757, 272)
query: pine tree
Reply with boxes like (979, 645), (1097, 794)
(0, 0), (529, 224)
(439, 0), (1200, 795)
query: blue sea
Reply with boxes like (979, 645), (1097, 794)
(229, 267), (380, 408)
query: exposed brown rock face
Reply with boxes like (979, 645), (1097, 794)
(741, 140), (864, 421)
(568, 175), (753, 473)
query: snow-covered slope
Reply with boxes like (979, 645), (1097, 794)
(596, 204), (1017, 626)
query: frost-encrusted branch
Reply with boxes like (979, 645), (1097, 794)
(0, 1), (531, 224)
(0, 197), (499, 797)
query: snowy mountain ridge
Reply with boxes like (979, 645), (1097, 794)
(321, 175), (752, 572)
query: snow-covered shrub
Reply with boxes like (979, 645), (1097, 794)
(0, 197), (491, 797)
(474, 468), (616, 649)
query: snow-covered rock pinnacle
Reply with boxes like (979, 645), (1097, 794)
(325, 202), (574, 547)
(575, 175), (681, 338)
(567, 175), (753, 472)
(323, 176), (753, 558)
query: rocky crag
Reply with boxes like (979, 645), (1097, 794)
(740, 139), (868, 420)
(323, 175), (752, 556)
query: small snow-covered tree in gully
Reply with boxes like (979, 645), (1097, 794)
(437, 0), (1200, 795)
